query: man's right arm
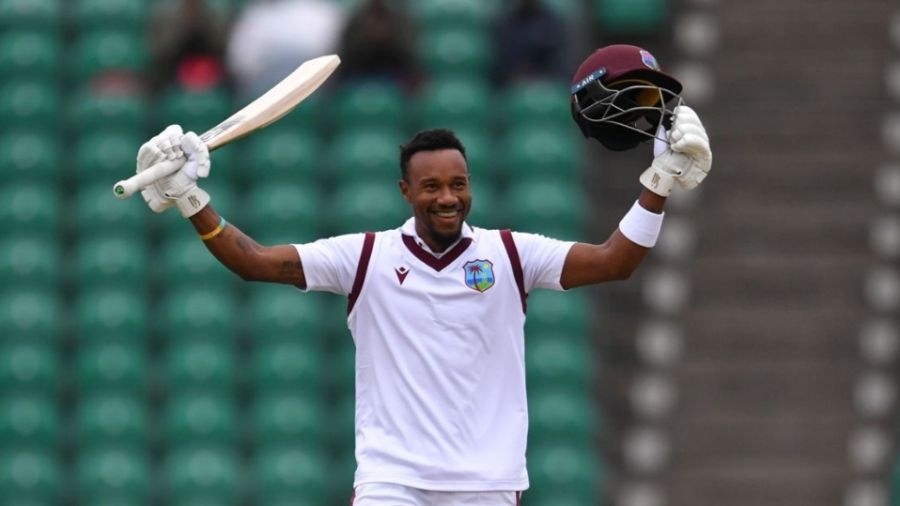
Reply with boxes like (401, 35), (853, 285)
(189, 204), (307, 287)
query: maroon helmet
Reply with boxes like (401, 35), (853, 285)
(570, 44), (682, 151)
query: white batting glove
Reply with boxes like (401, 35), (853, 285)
(640, 105), (712, 196)
(166, 131), (211, 218)
(137, 125), (186, 213)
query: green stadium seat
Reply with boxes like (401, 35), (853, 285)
(67, 90), (148, 133)
(252, 446), (326, 505)
(526, 290), (589, 336)
(0, 130), (60, 181)
(465, 178), (503, 229)
(158, 235), (237, 291)
(0, 0), (59, 32)
(246, 285), (327, 342)
(76, 394), (147, 448)
(164, 392), (236, 445)
(333, 81), (406, 131)
(0, 449), (60, 502)
(0, 183), (59, 237)
(76, 343), (147, 394)
(326, 451), (357, 506)
(244, 182), (321, 241)
(412, 0), (492, 29)
(252, 342), (324, 393)
(526, 332), (592, 389)
(71, 30), (146, 83)
(158, 287), (238, 341)
(74, 131), (143, 184)
(449, 126), (492, 177)
(164, 341), (235, 393)
(328, 181), (408, 234)
(528, 389), (596, 444)
(504, 179), (584, 240)
(244, 129), (320, 184)
(595, 0), (667, 34)
(72, 0), (147, 31)
(527, 443), (601, 505)
(0, 342), (57, 395)
(501, 126), (580, 180)
(158, 86), (231, 135)
(265, 93), (322, 132)
(543, 0), (587, 18)
(328, 393), (355, 451)
(0, 31), (59, 82)
(251, 393), (326, 448)
(329, 129), (402, 183)
(74, 288), (148, 343)
(0, 289), (61, 343)
(502, 80), (573, 130)
(76, 447), (149, 504)
(164, 446), (239, 504)
(0, 80), (58, 132)
(417, 77), (491, 131)
(73, 236), (147, 290)
(73, 183), (147, 240)
(0, 236), (60, 291)
(0, 394), (58, 449)
(420, 28), (491, 80)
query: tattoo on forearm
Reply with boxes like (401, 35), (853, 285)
(279, 260), (304, 282)
(235, 234), (255, 254)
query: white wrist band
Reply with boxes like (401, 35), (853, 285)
(619, 200), (665, 248)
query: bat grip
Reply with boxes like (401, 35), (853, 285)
(112, 159), (184, 200)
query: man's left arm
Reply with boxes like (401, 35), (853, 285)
(561, 105), (711, 289)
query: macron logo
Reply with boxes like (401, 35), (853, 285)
(394, 266), (410, 285)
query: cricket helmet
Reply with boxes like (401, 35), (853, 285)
(570, 44), (683, 151)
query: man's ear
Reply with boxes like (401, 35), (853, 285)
(398, 179), (412, 203)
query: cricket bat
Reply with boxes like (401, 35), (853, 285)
(112, 54), (341, 199)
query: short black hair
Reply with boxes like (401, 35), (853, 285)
(399, 128), (467, 181)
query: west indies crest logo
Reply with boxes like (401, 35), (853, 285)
(463, 260), (495, 293)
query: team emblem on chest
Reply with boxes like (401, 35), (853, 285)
(462, 260), (495, 293)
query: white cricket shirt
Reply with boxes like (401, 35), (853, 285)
(294, 218), (574, 491)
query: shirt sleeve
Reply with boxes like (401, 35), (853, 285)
(293, 233), (366, 295)
(511, 232), (575, 292)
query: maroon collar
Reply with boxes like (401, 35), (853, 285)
(401, 234), (473, 271)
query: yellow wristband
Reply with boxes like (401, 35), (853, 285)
(200, 217), (227, 241)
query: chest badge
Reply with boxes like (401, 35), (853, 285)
(463, 260), (495, 293)
(394, 266), (410, 285)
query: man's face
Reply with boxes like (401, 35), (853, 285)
(399, 149), (472, 251)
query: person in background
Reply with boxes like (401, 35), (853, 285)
(337, 0), (419, 90)
(491, 0), (570, 85)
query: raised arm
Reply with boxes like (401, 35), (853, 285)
(133, 125), (307, 287)
(561, 105), (711, 289)
(189, 204), (306, 286)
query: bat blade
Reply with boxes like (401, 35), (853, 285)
(112, 54), (341, 200)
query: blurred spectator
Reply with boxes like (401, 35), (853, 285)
(337, 0), (419, 89)
(492, 0), (570, 85)
(148, 0), (232, 94)
(227, 0), (346, 100)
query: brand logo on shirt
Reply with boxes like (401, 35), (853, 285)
(394, 266), (410, 285)
(463, 260), (495, 293)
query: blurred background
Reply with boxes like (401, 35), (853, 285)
(0, 0), (898, 505)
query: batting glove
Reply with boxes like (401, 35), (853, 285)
(137, 125), (185, 213)
(639, 105), (712, 196)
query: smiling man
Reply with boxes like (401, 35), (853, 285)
(132, 44), (712, 506)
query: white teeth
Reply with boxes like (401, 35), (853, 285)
(435, 210), (458, 218)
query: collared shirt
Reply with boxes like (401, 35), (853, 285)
(398, 217), (475, 259)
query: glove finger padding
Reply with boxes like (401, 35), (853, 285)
(180, 132), (210, 179)
(156, 125), (185, 160)
(136, 143), (164, 173)
(141, 187), (174, 213)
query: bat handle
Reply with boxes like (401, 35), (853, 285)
(112, 159), (184, 200)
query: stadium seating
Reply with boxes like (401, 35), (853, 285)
(329, 129), (403, 183)
(0, 342), (57, 395)
(526, 290), (590, 336)
(0, 394), (59, 449)
(502, 80), (574, 131)
(66, 90), (148, 133)
(74, 131), (144, 183)
(244, 129), (320, 184)
(505, 178), (585, 240)
(73, 288), (148, 343)
(420, 28), (491, 80)
(0, 80), (59, 131)
(0, 288), (61, 343)
(73, 183), (147, 240)
(0, 449), (60, 503)
(75, 446), (150, 504)
(0, 235), (60, 290)
(251, 446), (327, 505)
(0, 0), (60, 32)
(0, 183), (60, 237)
(328, 181), (408, 234)
(76, 393), (147, 447)
(159, 235), (238, 290)
(244, 182), (321, 241)
(251, 393), (327, 447)
(163, 446), (239, 505)
(164, 341), (235, 393)
(528, 388), (597, 444)
(76, 343), (147, 394)
(526, 331), (593, 389)
(245, 285), (327, 342)
(416, 77), (492, 132)
(333, 81), (406, 132)
(73, 236), (147, 291)
(595, 0), (668, 34)
(0, 31), (59, 82)
(164, 392), (237, 445)
(527, 442), (602, 505)
(158, 86), (232, 134)
(71, 0), (147, 31)
(0, 130), (61, 181)
(157, 286), (238, 341)
(501, 126), (581, 181)
(71, 30), (147, 83)
(411, 0), (493, 31)
(252, 342), (325, 393)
